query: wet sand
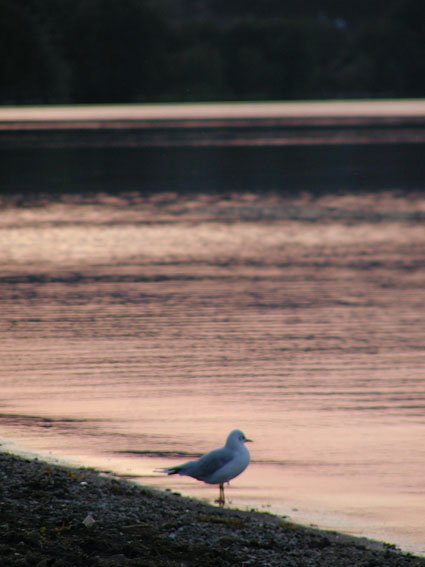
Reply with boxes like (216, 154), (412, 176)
(1, 450), (424, 567)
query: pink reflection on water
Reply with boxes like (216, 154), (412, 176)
(0, 192), (424, 555)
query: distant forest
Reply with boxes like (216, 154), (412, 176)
(1, 0), (424, 104)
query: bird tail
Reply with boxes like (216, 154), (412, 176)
(155, 465), (182, 476)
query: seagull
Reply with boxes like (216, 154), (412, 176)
(163, 429), (252, 507)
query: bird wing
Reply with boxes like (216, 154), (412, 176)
(183, 447), (233, 481)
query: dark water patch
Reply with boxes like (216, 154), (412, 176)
(0, 414), (96, 428)
(0, 273), (205, 285)
(115, 450), (202, 459)
(0, 413), (92, 422)
(2, 117), (425, 150)
(1, 144), (425, 195)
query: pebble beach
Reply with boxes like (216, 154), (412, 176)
(1, 451), (424, 567)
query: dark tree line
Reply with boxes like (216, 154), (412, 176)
(1, 0), (424, 104)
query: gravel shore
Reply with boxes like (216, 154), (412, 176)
(0, 451), (424, 567)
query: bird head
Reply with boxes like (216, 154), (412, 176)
(226, 429), (252, 448)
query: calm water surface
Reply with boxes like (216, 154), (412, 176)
(0, 144), (425, 554)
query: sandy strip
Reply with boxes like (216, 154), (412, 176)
(0, 100), (425, 124)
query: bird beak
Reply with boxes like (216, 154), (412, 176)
(244, 437), (253, 443)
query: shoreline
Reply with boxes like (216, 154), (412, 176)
(1, 450), (424, 566)
(1, 100), (425, 124)
(1, 100), (425, 149)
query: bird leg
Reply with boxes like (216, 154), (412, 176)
(216, 483), (225, 507)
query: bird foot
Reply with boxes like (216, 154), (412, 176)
(216, 484), (226, 507)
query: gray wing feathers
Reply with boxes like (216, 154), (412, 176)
(179, 447), (233, 480)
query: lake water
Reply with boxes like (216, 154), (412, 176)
(1, 134), (425, 555)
